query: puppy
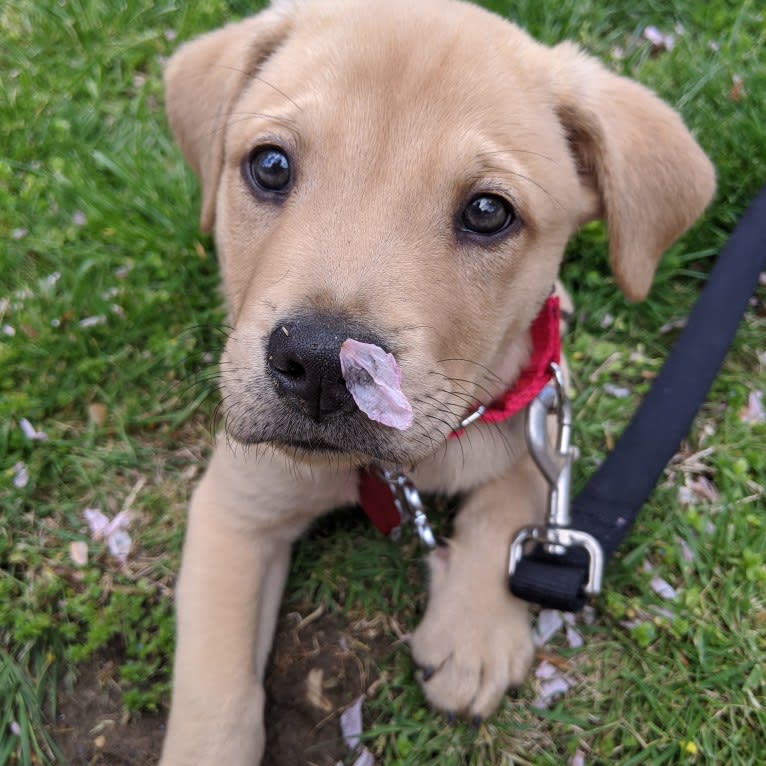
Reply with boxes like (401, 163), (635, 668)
(160, 0), (715, 763)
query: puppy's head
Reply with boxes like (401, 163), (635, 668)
(165, 0), (714, 466)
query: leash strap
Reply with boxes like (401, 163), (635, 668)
(510, 184), (766, 612)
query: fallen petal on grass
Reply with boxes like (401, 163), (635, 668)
(83, 508), (111, 540)
(352, 749), (375, 766)
(41, 272), (61, 293)
(643, 25), (675, 51)
(535, 660), (559, 680)
(534, 675), (572, 709)
(340, 695), (364, 749)
(19, 417), (48, 441)
(13, 462), (29, 488)
(740, 390), (765, 424)
(650, 577), (678, 600)
(660, 317), (687, 334)
(79, 315), (107, 328)
(107, 530), (132, 563)
(534, 609), (564, 646)
(565, 625), (584, 649)
(603, 383), (630, 399)
(83, 508), (133, 563)
(678, 537), (695, 563)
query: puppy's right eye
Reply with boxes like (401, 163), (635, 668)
(460, 194), (515, 236)
(245, 146), (292, 194)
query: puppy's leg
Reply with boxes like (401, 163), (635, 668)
(160, 443), (352, 766)
(410, 455), (545, 719)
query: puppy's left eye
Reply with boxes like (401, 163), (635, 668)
(246, 146), (292, 194)
(460, 194), (515, 235)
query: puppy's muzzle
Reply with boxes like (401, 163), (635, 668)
(267, 313), (384, 424)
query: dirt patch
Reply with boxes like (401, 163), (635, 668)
(53, 660), (165, 766)
(53, 604), (396, 765)
(264, 607), (391, 765)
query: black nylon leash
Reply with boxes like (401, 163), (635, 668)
(510, 183), (766, 612)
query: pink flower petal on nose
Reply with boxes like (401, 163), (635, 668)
(340, 339), (413, 430)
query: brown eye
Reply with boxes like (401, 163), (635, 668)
(247, 146), (291, 193)
(461, 194), (514, 235)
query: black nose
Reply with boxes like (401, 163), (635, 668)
(267, 315), (380, 422)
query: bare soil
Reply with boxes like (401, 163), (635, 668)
(52, 605), (392, 766)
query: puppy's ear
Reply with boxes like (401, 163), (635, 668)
(164, 8), (293, 232)
(551, 42), (716, 301)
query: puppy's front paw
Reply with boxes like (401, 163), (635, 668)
(409, 543), (534, 720)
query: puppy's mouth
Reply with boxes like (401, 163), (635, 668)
(274, 437), (343, 454)
(223, 399), (432, 466)
(249, 427), (414, 465)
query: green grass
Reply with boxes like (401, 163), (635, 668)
(1, 0), (765, 764)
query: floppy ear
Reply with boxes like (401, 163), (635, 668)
(551, 42), (716, 301)
(164, 7), (293, 232)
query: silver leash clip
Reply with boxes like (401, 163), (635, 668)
(508, 363), (604, 597)
(371, 465), (437, 549)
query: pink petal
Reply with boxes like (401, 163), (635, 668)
(566, 625), (584, 649)
(650, 576), (678, 600)
(340, 696), (364, 750)
(83, 508), (110, 540)
(13, 462), (29, 489)
(534, 609), (563, 646)
(740, 390), (765, 424)
(340, 339), (413, 430)
(352, 749), (375, 766)
(678, 537), (694, 563)
(535, 660), (559, 680)
(534, 676), (571, 708)
(19, 417), (47, 441)
(643, 26), (675, 51)
(107, 530), (132, 563)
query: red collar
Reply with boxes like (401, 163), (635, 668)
(359, 295), (561, 535)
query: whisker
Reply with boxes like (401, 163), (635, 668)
(428, 371), (497, 404)
(436, 357), (504, 386)
(423, 412), (465, 462)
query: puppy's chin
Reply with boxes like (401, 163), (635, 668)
(271, 441), (370, 469)
(222, 411), (430, 468)
(226, 415), (446, 468)
(218, 376), (462, 467)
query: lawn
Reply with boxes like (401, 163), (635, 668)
(1, 0), (765, 764)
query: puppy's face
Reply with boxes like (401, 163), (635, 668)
(165, 0), (714, 465)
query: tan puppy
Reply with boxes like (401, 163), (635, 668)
(160, 0), (715, 763)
